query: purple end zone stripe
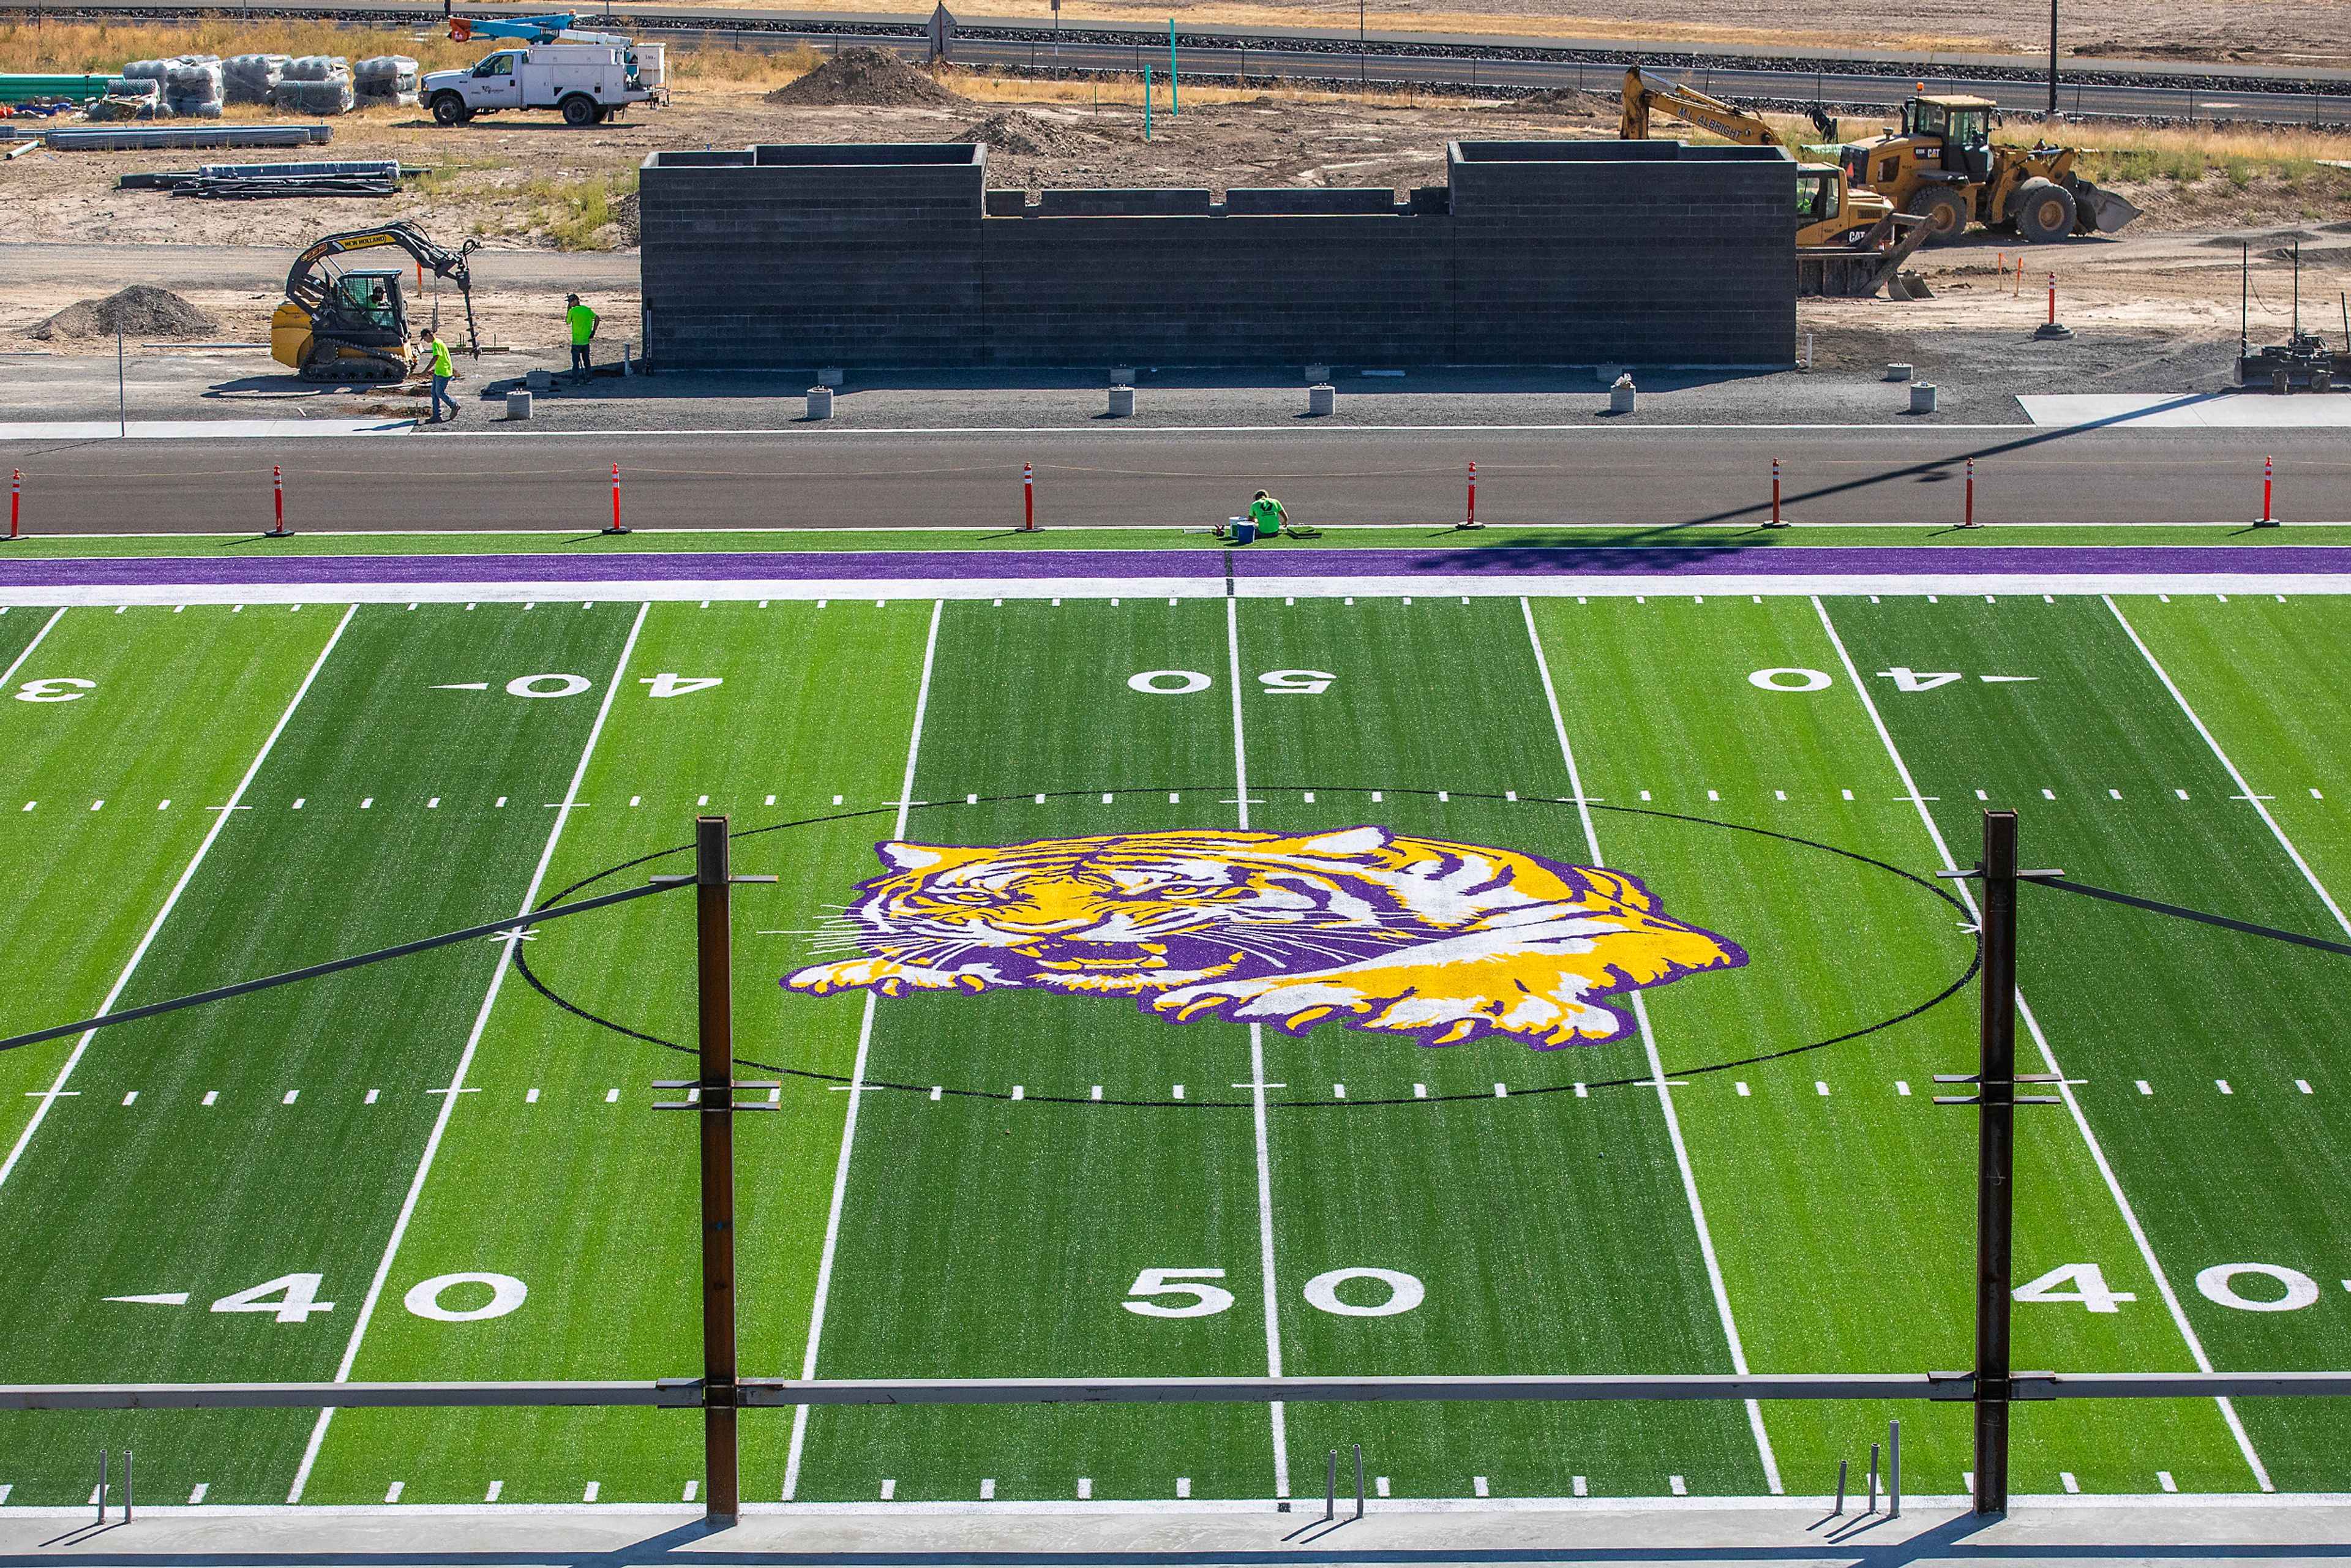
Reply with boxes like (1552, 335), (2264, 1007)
(4, 544), (2350, 588)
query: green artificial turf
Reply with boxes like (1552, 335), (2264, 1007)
(0, 586), (2347, 1507)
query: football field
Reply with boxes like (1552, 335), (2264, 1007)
(2, 577), (2349, 1510)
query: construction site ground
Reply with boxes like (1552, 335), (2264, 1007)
(2, 61), (2349, 429)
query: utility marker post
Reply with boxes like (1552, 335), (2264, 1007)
(652, 816), (778, 1529)
(1975, 809), (2019, 1515)
(1935, 810), (2063, 1515)
(696, 815), (740, 1525)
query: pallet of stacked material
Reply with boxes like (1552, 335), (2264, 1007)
(275, 57), (355, 115)
(353, 55), (419, 107)
(223, 53), (290, 105)
(163, 59), (223, 118)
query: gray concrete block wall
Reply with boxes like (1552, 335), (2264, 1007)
(640, 144), (984, 366)
(640, 140), (1795, 369)
(983, 215), (1450, 366)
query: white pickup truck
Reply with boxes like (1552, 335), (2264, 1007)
(423, 41), (666, 127)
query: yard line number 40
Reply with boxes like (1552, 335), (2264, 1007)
(2017, 1261), (2335, 1313)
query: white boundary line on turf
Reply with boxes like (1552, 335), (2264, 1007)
(1809, 595), (2275, 1495)
(2104, 595), (2351, 943)
(1226, 593), (1291, 1501)
(0, 604), (67, 691)
(0, 601), (357, 1201)
(1519, 597), (1784, 1497)
(286, 599), (651, 1506)
(781, 598), (945, 1505)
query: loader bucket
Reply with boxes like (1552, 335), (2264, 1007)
(2072, 179), (2142, 233)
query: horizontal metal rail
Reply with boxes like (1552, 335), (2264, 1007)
(7, 1370), (2349, 1412)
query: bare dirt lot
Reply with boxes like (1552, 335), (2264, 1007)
(4, 43), (2349, 380)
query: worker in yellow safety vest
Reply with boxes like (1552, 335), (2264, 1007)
(566, 293), (599, 382)
(422, 328), (458, 422)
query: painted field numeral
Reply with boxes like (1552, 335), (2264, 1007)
(2013, 1262), (2135, 1313)
(2196, 1263), (2319, 1313)
(210, 1272), (336, 1324)
(1122, 1268), (1234, 1317)
(15, 677), (94, 703)
(1877, 667), (1964, 692)
(639, 673), (723, 699)
(1748, 667), (1832, 693)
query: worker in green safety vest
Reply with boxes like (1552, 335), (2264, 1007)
(422, 328), (458, 422)
(1247, 491), (1286, 538)
(566, 293), (599, 382)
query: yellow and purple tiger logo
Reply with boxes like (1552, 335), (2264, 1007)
(785, 825), (1744, 1048)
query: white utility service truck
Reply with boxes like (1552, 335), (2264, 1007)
(424, 40), (665, 126)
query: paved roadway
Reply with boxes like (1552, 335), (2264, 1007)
(3, 426), (2344, 533)
(23, 0), (2351, 126)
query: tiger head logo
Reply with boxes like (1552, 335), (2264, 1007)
(785, 825), (1744, 1048)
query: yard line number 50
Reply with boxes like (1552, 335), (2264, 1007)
(1123, 1266), (1424, 1318)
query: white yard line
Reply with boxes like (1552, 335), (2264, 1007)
(286, 599), (651, 1505)
(1810, 595), (2273, 1493)
(781, 598), (944, 1504)
(0, 605), (67, 691)
(1519, 598), (1782, 1495)
(1228, 594), (1289, 1499)
(2104, 595), (2351, 943)
(0, 602), (356, 1200)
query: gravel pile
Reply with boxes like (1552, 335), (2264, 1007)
(29, 285), (218, 342)
(955, 109), (1098, 156)
(765, 46), (966, 108)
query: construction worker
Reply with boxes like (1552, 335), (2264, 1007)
(1247, 490), (1286, 538)
(422, 328), (457, 422)
(566, 292), (599, 382)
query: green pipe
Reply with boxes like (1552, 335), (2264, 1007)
(1143, 61), (1151, 139)
(1168, 18), (1177, 116)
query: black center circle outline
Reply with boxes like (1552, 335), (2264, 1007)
(511, 786), (1981, 1109)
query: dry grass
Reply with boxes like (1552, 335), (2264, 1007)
(945, 65), (1466, 111)
(664, 40), (822, 83)
(520, 0), (2006, 54)
(0, 17), (485, 72)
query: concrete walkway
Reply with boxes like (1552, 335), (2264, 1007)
(4, 1499), (2351, 1566)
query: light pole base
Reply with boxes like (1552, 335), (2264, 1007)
(2034, 322), (2075, 340)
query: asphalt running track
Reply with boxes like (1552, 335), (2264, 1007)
(2, 427), (2345, 533)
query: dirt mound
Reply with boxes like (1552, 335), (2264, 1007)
(1505, 88), (1615, 118)
(766, 47), (965, 108)
(955, 109), (1098, 157)
(29, 284), (216, 342)
(606, 190), (641, 249)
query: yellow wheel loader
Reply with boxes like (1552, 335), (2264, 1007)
(271, 223), (482, 383)
(1618, 67), (1895, 249)
(1834, 95), (2140, 246)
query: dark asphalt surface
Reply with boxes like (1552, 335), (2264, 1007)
(10, 543), (2351, 589)
(2, 426), (2345, 532)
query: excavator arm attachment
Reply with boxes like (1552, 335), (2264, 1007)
(284, 222), (482, 356)
(1618, 66), (1791, 148)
